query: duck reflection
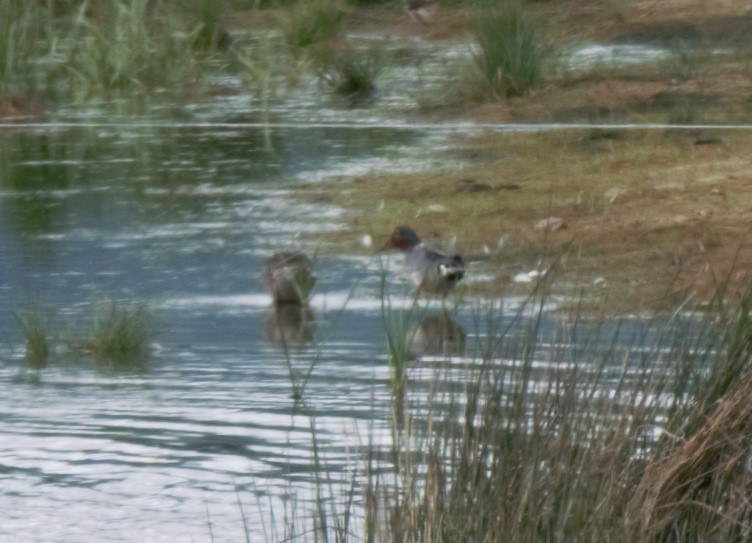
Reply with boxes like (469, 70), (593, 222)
(265, 303), (315, 347)
(262, 252), (317, 348)
(406, 312), (466, 358)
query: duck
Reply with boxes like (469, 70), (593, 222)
(384, 226), (465, 296)
(263, 252), (316, 305)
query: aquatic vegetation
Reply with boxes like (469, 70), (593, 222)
(0, 0), (49, 98)
(314, 42), (384, 98)
(187, 0), (232, 51)
(666, 37), (699, 82)
(281, 0), (346, 52)
(16, 308), (51, 369)
(472, 5), (543, 98)
(0, 0), (239, 103)
(85, 299), (153, 369)
(63, 0), (201, 99)
(14, 297), (153, 371)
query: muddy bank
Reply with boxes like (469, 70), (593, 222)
(287, 1), (752, 311)
(299, 128), (752, 312)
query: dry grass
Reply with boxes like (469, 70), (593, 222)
(629, 378), (752, 541)
(298, 129), (752, 310)
(626, 291), (752, 540)
(335, 1), (752, 126)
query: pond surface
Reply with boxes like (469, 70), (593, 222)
(0, 119), (707, 542)
(0, 36), (705, 542)
(0, 121), (418, 541)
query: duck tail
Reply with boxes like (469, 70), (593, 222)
(438, 263), (465, 281)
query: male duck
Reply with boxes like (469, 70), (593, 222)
(385, 226), (465, 296)
(263, 252), (316, 305)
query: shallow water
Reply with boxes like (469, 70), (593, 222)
(0, 34), (705, 541)
(0, 119), (710, 541)
(0, 120), (496, 541)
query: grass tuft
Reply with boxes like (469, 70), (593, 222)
(85, 299), (153, 370)
(369, 286), (752, 541)
(313, 42), (383, 98)
(472, 5), (544, 98)
(17, 309), (50, 369)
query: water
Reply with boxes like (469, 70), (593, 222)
(0, 120), (709, 541)
(0, 36), (704, 542)
(0, 123), (388, 540)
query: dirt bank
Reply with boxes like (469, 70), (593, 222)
(291, 1), (752, 312)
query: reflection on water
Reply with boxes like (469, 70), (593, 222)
(406, 312), (466, 358)
(566, 43), (670, 70)
(0, 121), (439, 541)
(265, 304), (316, 347)
(0, 121), (713, 542)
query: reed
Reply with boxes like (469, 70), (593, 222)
(276, 276), (752, 542)
(0, 0), (48, 97)
(62, 0), (201, 99)
(667, 97), (699, 125)
(387, 291), (752, 541)
(187, 0), (232, 51)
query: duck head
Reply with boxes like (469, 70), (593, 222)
(382, 226), (422, 252)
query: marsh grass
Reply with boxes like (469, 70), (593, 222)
(82, 299), (153, 370)
(667, 96), (699, 125)
(16, 308), (51, 369)
(187, 0), (232, 51)
(0, 0), (49, 97)
(308, 129), (752, 308)
(472, 5), (544, 98)
(64, 0), (201, 99)
(14, 297), (154, 371)
(271, 273), (752, 542)
(281, 0), (346, 53)
(415, 291), (752, 540)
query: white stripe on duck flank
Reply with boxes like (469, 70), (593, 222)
(384, 226), (465, 296)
